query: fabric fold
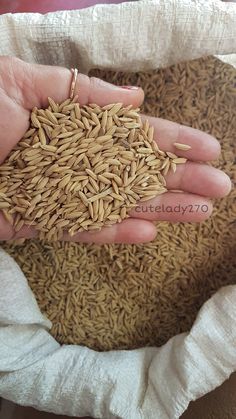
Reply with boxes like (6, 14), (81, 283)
(0, 0), (235, 73)
(0, 249), (236, 418)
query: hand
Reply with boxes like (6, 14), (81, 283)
(0, 57), (231, 243)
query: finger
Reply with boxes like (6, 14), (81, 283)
(130, 192), (213, 222)
(0, 215), (156, 244)
(0, 215), (37, 240)
(164, 162), (231, 197)
(0, 96), (29, 164)
(143, 115), (221, 161)
(64, 219), (156, 244)
(0, 57), (144, 164)
(15, 58), (144, 109)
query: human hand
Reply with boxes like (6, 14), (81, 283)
(0, 57), (231, 243)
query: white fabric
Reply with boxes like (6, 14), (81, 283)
(0, 1), (236, 418)
(0, 249), (236, 419)
(216, 53), (236, 68)
(0, 0), (235, 72)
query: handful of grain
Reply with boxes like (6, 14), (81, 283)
(0, 97), (187, 241)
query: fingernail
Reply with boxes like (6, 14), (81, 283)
(120, 85), (140, 90)
(96, 79), (140, 91)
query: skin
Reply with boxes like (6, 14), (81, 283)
(0, 56), (231, 243)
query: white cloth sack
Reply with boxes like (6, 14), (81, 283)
(0, 249), (236, 419)
(0, 0), (235, 71)
(0, 1), (236, 418)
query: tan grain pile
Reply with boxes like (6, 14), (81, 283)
(2, 56), (236, 351)
(0, 99), (187, 240)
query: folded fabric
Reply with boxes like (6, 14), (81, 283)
(0, 248), (236, 418)
(0, 0), (235, 73)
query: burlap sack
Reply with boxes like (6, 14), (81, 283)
(0, 1), (235, 418)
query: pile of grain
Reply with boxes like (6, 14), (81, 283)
(0, 101), (186, 240)
(2, 56), (236, 350)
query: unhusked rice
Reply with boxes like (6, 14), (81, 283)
(0, 100), (187, 241)
(2, 56), (236, 350)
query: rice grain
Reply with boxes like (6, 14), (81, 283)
(2, 56), (234, 354)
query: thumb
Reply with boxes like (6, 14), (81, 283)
(16, 59), (144, 109)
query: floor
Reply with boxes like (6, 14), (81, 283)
(0, 0), (128, 14)
(0, 399), (90, 419)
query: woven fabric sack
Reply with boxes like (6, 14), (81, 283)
(0, 1), (236, 418)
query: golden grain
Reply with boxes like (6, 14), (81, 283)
(174, 142), (192, 151)
(173, 158), (187, 164)
(7, 57), (236, 364)
(108, 103), (123, 116)
(0, 202), (10, 209)
(31, 113), (41, 128)
(0, 97), (189, 241)
(40, 144), (57, 152)
(166, 151), (178, 159)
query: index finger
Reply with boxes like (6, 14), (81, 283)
(19, 59), (145, 109)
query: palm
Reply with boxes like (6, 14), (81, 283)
(0, 81), (29, 163)
(0, 57), (231, 243)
